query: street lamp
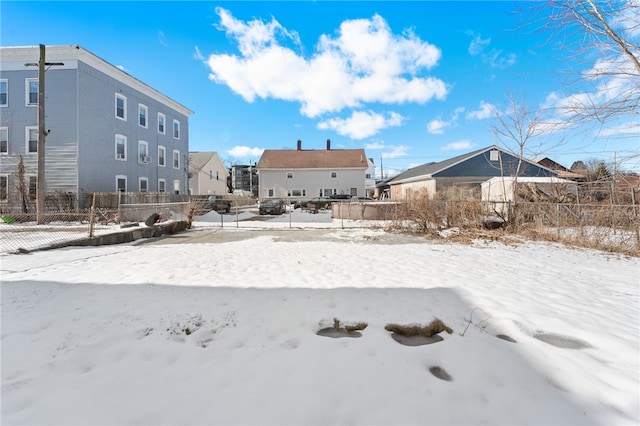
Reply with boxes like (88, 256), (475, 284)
(25, 44), (64, 224)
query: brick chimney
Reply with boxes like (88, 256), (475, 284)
(297, 139), (302, 150)
(326, 139), (331, 150)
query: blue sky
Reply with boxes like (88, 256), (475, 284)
(2, 1), (639, 175)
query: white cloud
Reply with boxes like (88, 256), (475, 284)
(317, 110), (404, 140)
(227, 146), (264, 158)
(442, 140), (473, 151)
(426, 107), (464, 134)
(466, 30), (516, 69)
(365, 141), (386, 149)
(467, 101), (495, 120)
(381, 145), (409, 159)
(427, 118), (449, 135)
(158, 30), (168, 47)
(598, 120), (640, 137)
(468, 34), (490, 56)
(205, 8), (448, 119)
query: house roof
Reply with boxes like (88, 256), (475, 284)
(189, 152), (221, 173)
(388, 145), (556, 183)
(533, 157), (585, 180)
(256, 149), (368, 169)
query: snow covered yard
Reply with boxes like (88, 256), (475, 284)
(1, 211), (639, 425)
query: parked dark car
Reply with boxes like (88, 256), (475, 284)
(302, 197), (332, 211)
(203, 195), (231, 213)
(259, 198), (286, 215)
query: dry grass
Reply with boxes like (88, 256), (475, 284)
(385, 318), (453, 337)
(332, 318), (368, 332)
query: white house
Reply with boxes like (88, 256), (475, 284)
(482, 176), (577, 216)
(188, 152), (229, 195)
(256, 139), (368, 202)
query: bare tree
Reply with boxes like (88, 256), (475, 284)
(526, 0), (640, 122)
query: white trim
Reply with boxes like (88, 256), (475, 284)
(172, 149), (180, 169)
(139, 177), (149, 192)
(157, 112), (166, 134)
(158, 178), (166, 193)
(158, 145), (166, 167)
(0, 127), (8, 154)
(115, 175), (127, 192)
(0, 79), (7, 107)
(138, 103), (148, 128)
(115, 93), (127, 121)
(25, 78), (38, 106)
(138, 140), (149, 164)
(25, 126), (37, 154)
(0, 174), (7, 200)
(115, 134), (127, 160)
(172, 119), (180, 139)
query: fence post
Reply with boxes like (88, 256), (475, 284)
(632, 188), (639, 249)
(88, 193), (96, 238)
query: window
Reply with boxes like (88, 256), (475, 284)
(289, 189), (305, 197)
(350, 188), (357, 196)
(138, 104), (148, 128)
(139, 177), (148, 192)
(28, 176), (36, 200)
(115, 134), (127, 160)
(0, 79), (7, 106)
(322, 188), (334, 197)
(158, 146), (166, 167)
(115, 94), (127, 120)
(286, 172), (294, 179)
(0, 127), (7, 154)
(173, 150), (180, 169)
(490, 150), (499, 162)
(0, 175), (7, 200)
(173, 120), (180, 139)
(158, 179), (166, 193)
(116, 175), (127, 192)
(26, 127), (37, 153)
(173, 180), (180, 195)
(330, 171), (337, 178)
(138, 141), (149, 164)
(268, 189), (274, 197)
(158, 113), (165, 134)
(365, 173), (372, 179)
(26, 79), (38, 106)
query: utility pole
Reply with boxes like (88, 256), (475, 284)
(25, 45), (63, 224)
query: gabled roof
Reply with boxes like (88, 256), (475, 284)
(257, 149), (368, 169)
(189, 152), (222, 173)
(389, 145), (556, 183)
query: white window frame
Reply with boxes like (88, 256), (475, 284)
(138, 104), (148, 128)
(116, 175), (127, 192)
(157, 113), (165, 134)
(0, 127), (8, 154)
(26, 126), (37, 154)
(490, 150), (499, 162)
(330, 171), (337, 178)
(26, 78), (38, 106)
(115, 93), (127, 121)
(173, 150), (180, 169)
(0, 174), (7, 200)
(158, 145), (166, 167)
(0, 79), (7, 107)
(172, 119), (180, 139)
(139, 177), (149, 192)
(286, 172), (294, 179)
(173, 180), (180, 195)
(138, 140), (150, 164)
(115, 134), (127, 160)
(158, 178), (166, 193)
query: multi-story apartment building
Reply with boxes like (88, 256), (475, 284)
(0, 45), (193, 210)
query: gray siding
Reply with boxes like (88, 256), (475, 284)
(1, 45), (192, 209)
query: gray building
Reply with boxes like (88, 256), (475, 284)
(0, 45), (193, 210)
